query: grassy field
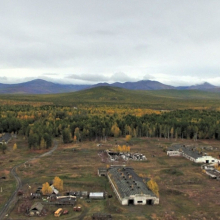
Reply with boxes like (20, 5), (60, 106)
(2, 136), (220, 219)
(1, 86), (220, 109)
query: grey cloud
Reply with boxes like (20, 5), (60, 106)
(0, 76), (8, 83)
(0, 76), (7, 80)
(0, 1), (220, 85)
(143, 74), (156, 80)
(66, 74), (109, 82)
(66, 73), (136, 83)
(43, 73), (59, 76)
(110, 73), (137, 82)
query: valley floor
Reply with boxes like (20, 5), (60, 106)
(1, 136), (220, 219)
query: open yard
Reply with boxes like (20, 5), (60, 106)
(2, 136), (220, 219)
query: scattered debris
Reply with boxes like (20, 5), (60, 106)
(106, 150), (146, 162)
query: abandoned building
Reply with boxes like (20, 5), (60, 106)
(201, 164), (220, 180)
(66, 191), (88, 197)
(48, 195), (76, 205)
(167, 144), (219, 163)
(106, 150), (146, 162)
(0, 133), (11, 144)
(29, 202), (44, 216)
(205, 169), (220, 180)
(98, 168), (107, 177)
(107, 166), (159, 205)
(89, 192), (105, 200)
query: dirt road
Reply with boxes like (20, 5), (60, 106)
(0, 140), (58, 219)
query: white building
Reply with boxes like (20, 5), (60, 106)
(167, 145), (218, 163)
(89, 192), (104, 200)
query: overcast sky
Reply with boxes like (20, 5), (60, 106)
(1, 0), (220, 86)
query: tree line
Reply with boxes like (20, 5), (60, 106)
(1, 105), (220, 149)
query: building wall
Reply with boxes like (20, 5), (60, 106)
(98, 170), (107, 177)
(195, 156), (218, 163)
(167, 151), (182, 156)
(121, 195), (159, 205)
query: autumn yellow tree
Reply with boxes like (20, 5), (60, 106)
(73, 135), (77, 142)
(117, 145), (122, 152)
(13, 143), (17, 151)
(170, 127), (174, 139)
(125, 135), (131, 142)
(117, 145), (130, 152)
(122, 145), (127, 152)
(147, 179), (159, 197)
(74, 127), (80, 141)
(40, 138), (46, 149)
(42, 182), (53, 195)
(111, 123), (120, 137)
(53, 176), (63, 191)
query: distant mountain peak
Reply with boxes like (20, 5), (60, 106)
(201, 82), (214, 86)
(0, 78), (219, 94)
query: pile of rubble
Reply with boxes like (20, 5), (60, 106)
(106, 150), (147, 161)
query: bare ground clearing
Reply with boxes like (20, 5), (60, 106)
(2, 137), (220, 219)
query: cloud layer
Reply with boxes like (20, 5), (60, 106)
(0, 1), (220, 85)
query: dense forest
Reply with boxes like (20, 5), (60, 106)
(1, 104), (220, 150)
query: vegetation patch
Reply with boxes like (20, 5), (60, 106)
(161, 168), (184, 176)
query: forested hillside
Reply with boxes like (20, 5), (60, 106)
(0, 86), (220, 109)
(0, 86), (220, 150)
(1, 104), (220, 151)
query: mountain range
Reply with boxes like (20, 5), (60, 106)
(0, 79), (218, 94)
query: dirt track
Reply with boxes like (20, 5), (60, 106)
(0, 141), (58, 220)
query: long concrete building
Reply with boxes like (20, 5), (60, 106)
(167, 144), (219, 163)
(107, 166), (159, 205)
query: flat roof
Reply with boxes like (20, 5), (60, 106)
(168, 144), (203, 159)
(89, 192), (104, 197)
(0, 133), (11, 143)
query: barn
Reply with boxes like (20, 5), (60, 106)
(107, 166), (159, 205)
(29, 202), (44, 216)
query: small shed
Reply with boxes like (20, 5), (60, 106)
(81, 191), (88, 197)
(50, 185), (59, 195)
(98, 168), (107, 177)
(29, 202), (44, 216)
(89, 192), (105, 200)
